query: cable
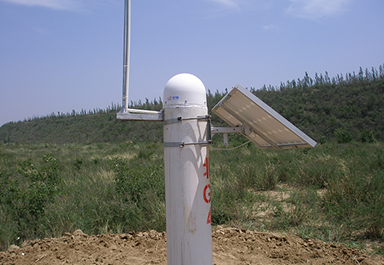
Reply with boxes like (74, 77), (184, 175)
(210, 140), (251, 151)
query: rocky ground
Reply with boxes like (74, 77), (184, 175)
(1, 227), (384, 265)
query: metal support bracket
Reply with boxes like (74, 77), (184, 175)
(211, 123), (252, 136)
(117, 109), (164, 121)
(163, 115), (212, 147)
(163, 141), (212, 148)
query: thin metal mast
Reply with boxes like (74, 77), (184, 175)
(119, 0), (162, 117)
(122, 0), (131, 112)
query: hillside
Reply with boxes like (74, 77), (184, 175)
(1, 65), (383, 144)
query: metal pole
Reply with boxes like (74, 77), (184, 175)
(122, 0), (131, 112)
(223, 133), (228, 146)
(163, 73), (213, 265)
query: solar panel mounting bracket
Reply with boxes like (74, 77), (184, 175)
(211, 123), (252, 136)
(211, 84), (317, 150)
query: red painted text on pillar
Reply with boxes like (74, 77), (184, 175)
(203, 156), (211, 225)
(203, 157), (210, 179)
(203, 184), (211, 203)
(207, 207), (211, 224)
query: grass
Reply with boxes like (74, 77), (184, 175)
(0, 141), (383, 254)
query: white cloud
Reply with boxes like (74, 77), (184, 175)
(207, 0), (241, 11)
(263, 24), (275, 30)
(0, 0), (81, 11)
(286, 0), (350, 20)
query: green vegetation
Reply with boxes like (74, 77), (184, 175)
(0, 142), (166, 250)
(1, 141), (383, 253)
(1, 64), (384, 144)
(0, 65), (383, 253)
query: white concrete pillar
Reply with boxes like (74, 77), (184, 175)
(163, 73), (212, 265)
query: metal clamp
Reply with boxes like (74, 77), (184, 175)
(163, 141), (212, 148)
(164, 115), (211, 125)
(163, 115), (212, 148)
(163, 116), (183, 125)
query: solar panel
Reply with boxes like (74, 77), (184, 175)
(212, 84), (316, 149)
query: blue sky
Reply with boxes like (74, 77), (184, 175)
(0, 0), (383, 126)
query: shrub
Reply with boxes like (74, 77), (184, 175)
(109, 154), (166, 232)
(318, 135), (327, 145)
(0, 154), (60, 243)
(356, 171), (384, 238)
(17, 155), (60, 219)
(211, 182), (239, 225)
(323, 171), (384, 239)
(334, 128), (352, 143)
(260, 162), (278, 190)
(361, 130), (376, 143)
(293, 153), (345, 188)
(286, 189), (319, 227)
(111, 157), (164, 203)
(73, 157), (83, 170)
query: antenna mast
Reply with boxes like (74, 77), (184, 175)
(122, 0), (131, 112)
(118, 0), (163, 120)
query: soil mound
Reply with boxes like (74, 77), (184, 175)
(1, 228), (383, 264)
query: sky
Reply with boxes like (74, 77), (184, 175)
(0, 0), (383, 126)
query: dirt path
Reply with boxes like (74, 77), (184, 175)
(1, 227), (383, 265)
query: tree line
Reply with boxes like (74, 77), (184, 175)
(1, 64), (383, 144)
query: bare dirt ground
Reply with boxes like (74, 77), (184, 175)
(1, 228), (384, 265)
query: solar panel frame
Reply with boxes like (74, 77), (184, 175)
(212, 84), (317, 149)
